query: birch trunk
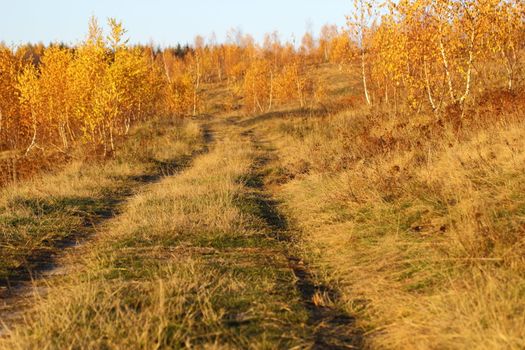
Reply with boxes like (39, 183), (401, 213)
(361, 49), (371, 105)
(267, 71), (273, 112)
(439, 35), (456, 102)
(424, 59), (437, 111)
(459, 29), (476, 104)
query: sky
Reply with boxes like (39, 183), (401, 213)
(1, 0), (350, 47)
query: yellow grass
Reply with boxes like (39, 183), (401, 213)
(0, 121), (313, 349)
(255, 102), (525, 349)
(2, 60), (525, 349)
(0, 117), (202, 284)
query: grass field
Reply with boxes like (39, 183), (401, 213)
(1, 62), (524, 349)
(251, 93), (525, 348)
(0, 117), (203, 293)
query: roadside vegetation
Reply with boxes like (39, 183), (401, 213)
(0, 123), (321, 349)
(254, 84), (525, 349)
(0, 117), (203, 285)
(1, 1), (524, 348)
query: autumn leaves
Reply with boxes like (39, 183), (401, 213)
(359, 0), (524, 112)
(243, 57), (315, 113)
(0, 18), (161, 156)
(0, 22), (330, 156)
(1, 2), (523, 157)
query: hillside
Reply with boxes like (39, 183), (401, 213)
(1, 2), (525, 348)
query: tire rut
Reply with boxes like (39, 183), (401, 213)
(0, 122), (212, 335)
(238, 125), (363, 349)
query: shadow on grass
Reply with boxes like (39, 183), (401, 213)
(0, 193), (124, 292)
(236, 134), (364, 349)
(0, 123), (213, 298)
(238, 107), (329, 128)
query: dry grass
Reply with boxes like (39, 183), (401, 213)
(0, 122), (312, 349)
(0, 117), (202, 281)
(255, 92), (525, 349)
(2, 61), (524, 349)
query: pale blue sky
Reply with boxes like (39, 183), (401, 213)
(1, 0), (350, 47)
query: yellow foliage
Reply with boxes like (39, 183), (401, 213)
(0, 46), (24, 149)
